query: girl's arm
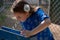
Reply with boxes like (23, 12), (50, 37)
(30, 18), (51, 36)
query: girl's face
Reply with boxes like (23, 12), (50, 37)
(14, 12), (29, 22)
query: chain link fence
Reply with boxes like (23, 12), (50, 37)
(49, 0), (60, 40)
(50, 0), (60, 25)
(0, 0), (60, 40)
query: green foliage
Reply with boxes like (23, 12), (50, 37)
(0, 13), (7, 22)
(0, 1), (3, 7)
(5, 6), (10, 10)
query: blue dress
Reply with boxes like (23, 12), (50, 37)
(20, 8), (54, 40)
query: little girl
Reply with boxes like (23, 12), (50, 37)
(12, 1), (54, 40)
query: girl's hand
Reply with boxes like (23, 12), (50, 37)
(21, 30), (32, 38)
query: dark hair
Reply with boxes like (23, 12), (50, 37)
(13, 1), (34, 14)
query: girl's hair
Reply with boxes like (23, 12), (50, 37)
(13, 1), (34, 14)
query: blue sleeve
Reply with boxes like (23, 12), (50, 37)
(37, 8), (49, 21)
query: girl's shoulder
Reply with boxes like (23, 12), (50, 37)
(34, 6), (40, 12)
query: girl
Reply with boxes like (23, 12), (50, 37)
(12, 1), (54, 40)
